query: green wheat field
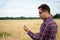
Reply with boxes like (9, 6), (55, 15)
(0, 19), (60, 40)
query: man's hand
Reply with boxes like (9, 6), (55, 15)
(23, 25), (30, 32)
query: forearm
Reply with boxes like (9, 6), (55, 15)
(27, 31), (40, 40)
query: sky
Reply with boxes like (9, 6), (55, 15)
(0, 0), (60, 17)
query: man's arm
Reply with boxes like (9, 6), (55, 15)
(27, 31), (40, 40)
(26, 23), (48, 40)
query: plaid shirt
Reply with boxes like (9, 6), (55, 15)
(27, 17), (58, 40)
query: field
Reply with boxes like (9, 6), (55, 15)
(0, 19), (60, 40)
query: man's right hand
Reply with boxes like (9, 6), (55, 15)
(23, 25), (30, 32)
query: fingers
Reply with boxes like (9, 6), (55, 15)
(23, 25), (27, 32)
(23, 25), (30, 32)
(24, 25), (26, 28)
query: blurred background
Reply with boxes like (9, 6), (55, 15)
(0, 0), (60, 40)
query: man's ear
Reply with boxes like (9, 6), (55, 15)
(45, 11), (48, 14)
(45, 11), (47, 13)
(44, 11), (48, 16)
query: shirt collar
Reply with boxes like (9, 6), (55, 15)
(43, 17), (52, 22)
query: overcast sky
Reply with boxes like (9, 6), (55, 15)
(0, 0), (60, 17)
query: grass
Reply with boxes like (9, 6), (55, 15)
(0, 32), (11, 38)
(0, 19), (60, 40)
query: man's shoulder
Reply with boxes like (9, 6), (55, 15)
(43, 19), (56, 26)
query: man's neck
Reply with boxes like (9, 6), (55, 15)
(43, 15), (52, 22)
(45, 14), (51, 19)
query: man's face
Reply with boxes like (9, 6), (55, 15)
(38, 8), (46, 19)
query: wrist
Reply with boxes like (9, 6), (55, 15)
(26, 29), (30, 32)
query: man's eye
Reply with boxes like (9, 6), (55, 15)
(39, 12), (42, 14)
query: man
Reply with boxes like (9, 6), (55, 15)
(23, 4), (58, 40)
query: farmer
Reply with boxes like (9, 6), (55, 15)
(23, 4), (58, 40)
